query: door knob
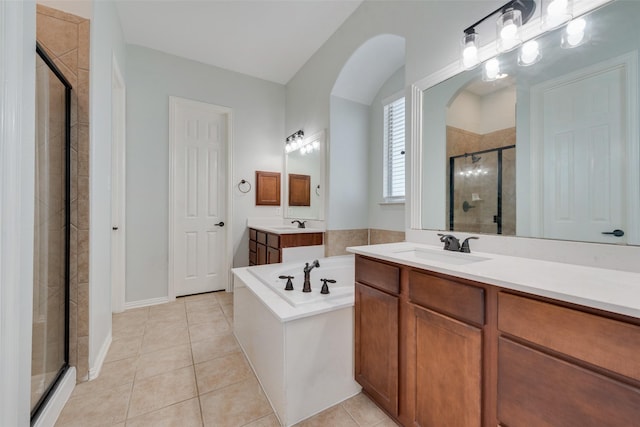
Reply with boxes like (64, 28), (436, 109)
(112, 226), (118, 230)
(602, 229), (624, 237)
(214, 221), (225, 227)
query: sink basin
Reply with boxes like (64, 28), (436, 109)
(269, 226), (300, 230)
(393, 247), (489, 265)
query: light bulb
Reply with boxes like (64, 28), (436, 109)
(484, 58), (500, 81)
(519, 40), (541, 66)
(461, 32), (480, 70)
(497, 9), (522, 52)
(500, 21), (518, 40)
(563, 18), (586, 48)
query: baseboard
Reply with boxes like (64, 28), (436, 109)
(89, 332), (112, 380)
(124, 296), (169, 310)
(33, 367), (76, 427)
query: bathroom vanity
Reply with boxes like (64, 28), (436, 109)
(348, 242), (640, 427)
(249, 226), (323, 265)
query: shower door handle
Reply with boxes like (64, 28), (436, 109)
(602, 229), (624, 237)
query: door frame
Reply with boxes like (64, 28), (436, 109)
(168, 96), (233, 300)
(530, 51), (639, 245)
(111, 54), (126, 313)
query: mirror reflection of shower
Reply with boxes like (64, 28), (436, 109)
(445, 73), (517, 236)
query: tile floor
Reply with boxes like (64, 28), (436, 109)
(55, 291), (396, 427)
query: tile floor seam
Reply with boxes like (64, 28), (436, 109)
(189, 330), (207, 426)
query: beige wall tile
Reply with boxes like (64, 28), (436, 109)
(78, 21), (90, 70)
(77, 282), (89, 337)
(369, 229), (405, 245)
(70, 123), (78, 150)
(325, 229), (368, 257)
(126, 398), (202, 427)
(199, 377), (272, 427)
(78, 177), (89, 229)
(77, 70), (89, 124)
(68, 301), (77, 367)
(52, 57), (77, 87)
(128, 366), (197, 418)
(77, 336), (89, 382)
(36, 13), (78, 58)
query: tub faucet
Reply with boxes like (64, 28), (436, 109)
(292, 220), (306, 228)
(302, 260), (320, 292)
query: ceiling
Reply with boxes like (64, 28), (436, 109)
(115, 0), (364, 85)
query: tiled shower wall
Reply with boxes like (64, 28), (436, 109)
(36, 4), (91, 382)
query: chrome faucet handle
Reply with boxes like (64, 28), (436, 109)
(460, 237), (479, 253)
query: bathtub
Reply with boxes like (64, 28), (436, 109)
(232, 255), (361, 426)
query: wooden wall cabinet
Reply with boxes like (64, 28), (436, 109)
(249, 228), (323, 266)
(288, 173), (311, 206)
(255, 171), (281, 206)
(354, 254), (640, 427)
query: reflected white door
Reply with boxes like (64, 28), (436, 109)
(170, 97), (228, 296)
(541, 65), (625, 243)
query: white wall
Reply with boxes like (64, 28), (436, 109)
(328, 96), (370, 230)
(369, 66), (405, 231)
(0, 1), (36, 425)
(89, 0), (126, 373)
(125, 45), (285, 304)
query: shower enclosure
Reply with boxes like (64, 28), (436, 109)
(31, 44), (71, 421)
(448, 145), (515, 235)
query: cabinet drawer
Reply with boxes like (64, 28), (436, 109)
(249, 228), (257, 241)
(498, 338), (640, 426)
(409, 270), (484, 326)
(355, 256), (400, 295)
(498, 292), (640, 382)
(256, 231), (267, 245)
(249, 240), (256, 252)
(267, 233), (280, 249)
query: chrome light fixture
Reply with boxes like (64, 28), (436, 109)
(285, 130), (304, 153)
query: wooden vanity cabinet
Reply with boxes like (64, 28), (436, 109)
(497, 292), (640, 426)
(248, 228), (323, 266)
(408, 271), (485, 427)
(354, 256), (400, 417)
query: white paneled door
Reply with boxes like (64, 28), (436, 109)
(170, 97), (229, 296)
(539, 63), (625, 244)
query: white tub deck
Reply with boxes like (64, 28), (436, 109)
(232, 255), (361, 427)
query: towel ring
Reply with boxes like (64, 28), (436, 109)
(315, 185), (321, 196)
(238, 179), (251, 194)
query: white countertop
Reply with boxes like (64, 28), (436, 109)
(347, 242), (640, 319)
(250, 224), (325, 235)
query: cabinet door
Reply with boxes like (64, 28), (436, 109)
(498, 337), (640, 427)
(266, 247), (280, 264)
(355, 283), (399, 416)
(256, 243), (266, 265)
(413, 305), (482, 427)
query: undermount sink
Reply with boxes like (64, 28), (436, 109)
(393, 247), (490, 265)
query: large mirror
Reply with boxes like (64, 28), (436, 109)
(285, 130), (326, 220)
(421, 0), (639, 245)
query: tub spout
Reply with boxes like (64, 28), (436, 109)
(302, 260), (320, 292)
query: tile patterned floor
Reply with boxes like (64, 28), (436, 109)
(56, 292), (396, 427)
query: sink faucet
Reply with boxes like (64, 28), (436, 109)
(438, 234), (461, 251)
(291, 220), (306, 229)
(302, 260), (320, 292)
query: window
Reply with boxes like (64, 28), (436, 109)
(383, 96), (405, 201)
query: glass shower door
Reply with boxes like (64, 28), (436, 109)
(31, 45), (71, 419)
